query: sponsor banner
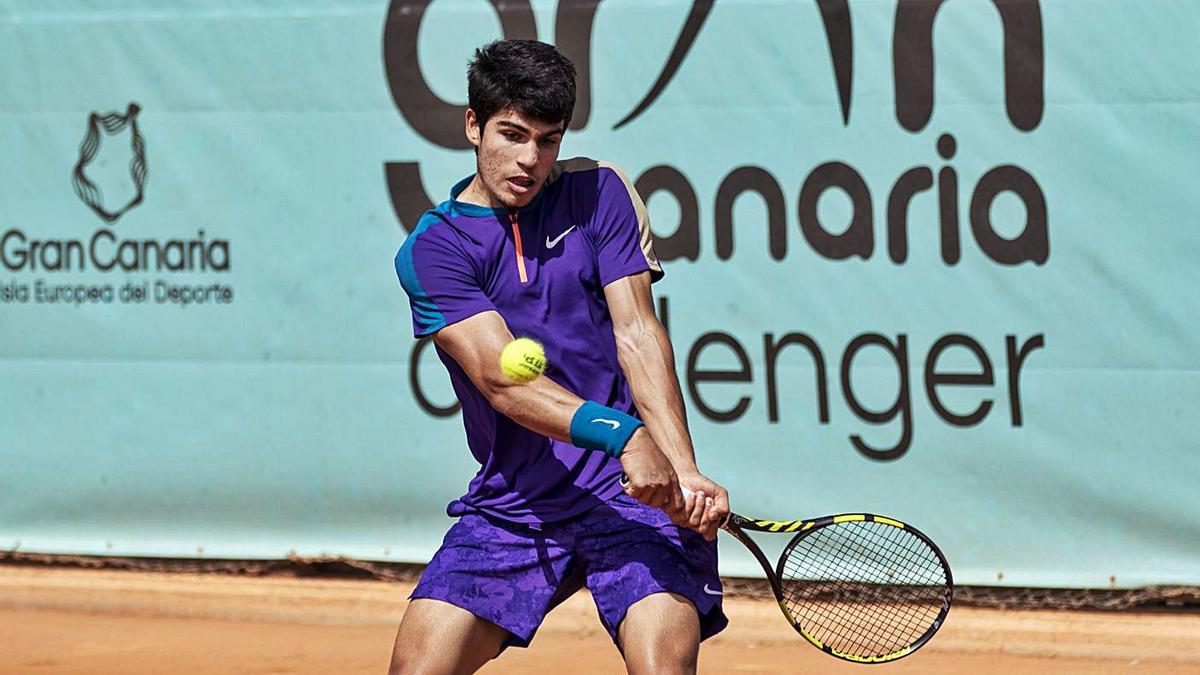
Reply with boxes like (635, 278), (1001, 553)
(2, 0), (1197, 587)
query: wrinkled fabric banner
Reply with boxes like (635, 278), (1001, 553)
(1, 0), (1197, 587)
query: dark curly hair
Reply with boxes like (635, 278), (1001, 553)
(468, 39), (576, 132)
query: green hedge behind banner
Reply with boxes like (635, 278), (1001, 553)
(2, 0), (1198, 587)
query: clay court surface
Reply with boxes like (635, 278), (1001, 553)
(3, 566), (1200, 674)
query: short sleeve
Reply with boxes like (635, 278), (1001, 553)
(590, 163), (664, 286)
(394, 215), (495, 338)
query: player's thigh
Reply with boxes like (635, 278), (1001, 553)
(618, 592), (700, 675)
(389, 598), (510, 675)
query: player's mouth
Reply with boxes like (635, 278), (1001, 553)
(506, 175), (536, 195)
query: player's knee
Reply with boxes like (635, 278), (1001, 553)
(627, 637), (698, 675)
(387, 650), (418, 675)
(388, 637), (431, 675)
(621, 594), (701, 674)
(388, 618), (443, 674)
(647, 640), (699, 674)
(387, 652), (412, 675)
(388, 646), (467, 675)
(390, 599), (508, 674)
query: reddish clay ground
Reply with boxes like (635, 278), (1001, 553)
(2, 566), (1199, 674)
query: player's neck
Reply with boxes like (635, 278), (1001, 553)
(456, 176), (506, 210)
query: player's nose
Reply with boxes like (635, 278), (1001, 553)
(516, 142), (540, 170)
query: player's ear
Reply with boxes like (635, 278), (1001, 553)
(465, 108), (482, 149)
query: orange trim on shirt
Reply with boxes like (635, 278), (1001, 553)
(509, 211), (528, 283)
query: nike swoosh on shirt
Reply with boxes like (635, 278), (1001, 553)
(591, 418), (620, 430)
(703, 584), (722, 596)
(545, 225), (576, 249)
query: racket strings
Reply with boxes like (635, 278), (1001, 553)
(784, 544), (931, 655)
(794, 527), (940, 656)
(779, 520), (948, 658)
(782, 525), (942, 656)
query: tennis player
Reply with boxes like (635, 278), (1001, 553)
(390, 39), (730, 674)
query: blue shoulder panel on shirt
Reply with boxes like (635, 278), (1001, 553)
(395, 208), (450, 336)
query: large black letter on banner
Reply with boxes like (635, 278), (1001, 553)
(384, 162), (435, 234)
(969, 165), (1048, 265)
(893, 0), (1043, 132)
(410, 337), (460, 417)
(715, 166), (787, 260)
(841, 334), (913, 461)
(817, 0), (853, 125)
(555, 0), (600, 130)
(383, 0), (537, 150)
(635, 166), (700, 262)
(798, 162), (873, 260)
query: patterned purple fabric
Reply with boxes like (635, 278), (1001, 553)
(410, 492), (727, 648)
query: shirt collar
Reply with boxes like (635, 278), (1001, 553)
(448, 174), (545, 218)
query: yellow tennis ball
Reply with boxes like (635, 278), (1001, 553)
(500, 337), (546, 384)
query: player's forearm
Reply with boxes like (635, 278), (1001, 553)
(615, 319), (699, 474)
(432, 312), (594, 444)
(484, 374), (583, 443)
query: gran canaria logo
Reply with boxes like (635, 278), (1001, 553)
(72, 103), (148, 224)
(0, 103), (233, 306)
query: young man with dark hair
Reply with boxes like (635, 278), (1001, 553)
(391, 39), (730, 674)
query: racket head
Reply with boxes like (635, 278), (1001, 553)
(772, 513), (953, 664)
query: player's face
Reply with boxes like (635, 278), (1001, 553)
(465, 107), (564, 209)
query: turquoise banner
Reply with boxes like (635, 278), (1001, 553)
(2, 0), (1197, 588)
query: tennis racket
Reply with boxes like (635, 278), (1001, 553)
(623, 476), (953, 663)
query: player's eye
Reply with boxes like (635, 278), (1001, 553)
(503, 131), (522, 142)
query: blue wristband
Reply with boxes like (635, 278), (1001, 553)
(569, 401), (643, 458)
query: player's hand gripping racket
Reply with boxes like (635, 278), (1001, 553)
(621, 475), (953, 663)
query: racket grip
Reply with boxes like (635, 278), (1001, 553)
(619, 472), (731, 529)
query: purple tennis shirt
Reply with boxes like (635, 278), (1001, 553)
(395, 157), (663, 524)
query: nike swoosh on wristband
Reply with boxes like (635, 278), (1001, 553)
(591, 418), (620, 429)
(703, 584), (722, 596)
(545, 225), (576, 249)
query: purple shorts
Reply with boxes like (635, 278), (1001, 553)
(410, 492), (728, 649)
